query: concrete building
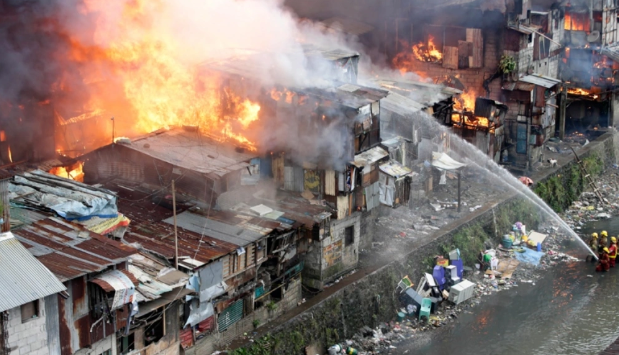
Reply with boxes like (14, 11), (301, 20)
(0, 232), (67, 355)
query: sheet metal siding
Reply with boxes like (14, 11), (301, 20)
(0, 235), (66, 312)
(58, 294), (74, 355)
(45, 294), (61, 355)
(0, 180), (9, 233)
(218, 299), (244, 332)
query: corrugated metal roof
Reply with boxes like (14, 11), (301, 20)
(502, 81), (536, 92)
(381, 92), (426, 116)
(163, 211), (265, 247)
(370, 78), (461, 105)
(304, 83), (389, 109)
(520, 74), (561, 88)
(379, 160), (413, 178)
(13, 217), (136, 282)
(0, 232), (66, 312)
(318, 17), (374, 36)
(105, 181), (238, 264)
(600, 45), (619, 64)
(116, 128), (255, 178)
(301, 43), (359, 61)
(352, 146), (389, 167)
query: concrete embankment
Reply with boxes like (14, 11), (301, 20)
(229, 130), (619, 355)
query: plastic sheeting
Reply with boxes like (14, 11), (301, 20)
(94, 270), (135, 310)
(514, 248), (545, 266)
(11, 170), (118, 221)
(431, 152), (466, 171)
(184, 300), (214, 328)
(199, 281), (227, 303)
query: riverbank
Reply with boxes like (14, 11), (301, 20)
(222, 130), (619, 355)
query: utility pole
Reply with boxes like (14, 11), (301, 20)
(172, 180), (179, 269)
(559, 85), (567, 140)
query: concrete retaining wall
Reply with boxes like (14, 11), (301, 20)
(231, 130), (619, 355)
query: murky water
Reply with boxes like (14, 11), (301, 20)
(396, 218), (619, 355)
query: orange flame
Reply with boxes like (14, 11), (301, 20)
(414, 36), (442, 62)
(564, 12), (590, 31)
(60, 0), (261, 151)
(392, 37), (442, 73)
(568, 88), (598, 99)
(49, 162), (84, 182)
(7, 146), (12, 163)
(454, 89), (477, 111)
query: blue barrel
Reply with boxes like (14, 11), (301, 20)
(502, 237), (513, 248)
(397, 312), (405, 322)
(537, 242), (542, 252)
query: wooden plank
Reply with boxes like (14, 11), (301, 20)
(442, 46), (458, 69)
(466, 28), (483, 68)
(458, 40), (472, 69)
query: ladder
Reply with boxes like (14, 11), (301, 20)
(570, 146), (605, 204)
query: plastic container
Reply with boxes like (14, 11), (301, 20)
(537, 242), (542, 252)
(502, 237), (513, 248)
(346, 347), (358, 355)
(397, 312), (405, 322)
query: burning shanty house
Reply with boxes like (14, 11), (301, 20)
(451, 97), (508, 162)
(501, 74), (561, 169)
(559, 0), (619, 134)
(81, 127), (258, 203)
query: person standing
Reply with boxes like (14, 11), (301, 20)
(599, 231), (609, 260)
(609, 237), (618, 268)
(588, 233), (599, 262)
(596, 247), (610, 272)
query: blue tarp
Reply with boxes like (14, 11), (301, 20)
(514, 248), (545, 266)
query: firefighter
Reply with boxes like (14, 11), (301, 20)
(588, 233), (599, 262)
(609, 237), (618, 268)
(596, 247), (610, 272)
(599, 232), (609, 260)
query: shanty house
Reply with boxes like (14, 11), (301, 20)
(0, 231), (67, 355)
(81, 127), (258, 204)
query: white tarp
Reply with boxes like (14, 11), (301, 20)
(199, 281), (227, 302)
(431, 152), (466, 171)
(379, 182), (395, 207)
(95, 270), (135, 310)
(184, 300), (214, 328)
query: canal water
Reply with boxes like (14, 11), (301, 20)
(397, 217), (619, 355)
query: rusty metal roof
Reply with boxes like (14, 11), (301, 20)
(0, 232), (66, 312)
(107, 182), (238, 264)
(112, 128), (256, 178)
(13, 217), (136, 282)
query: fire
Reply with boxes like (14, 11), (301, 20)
(49, 162), (84, 182)
(270, 88), (296, 104)
(564, 12), (590, 31)
(568, 88), (598, 99)
(392, 36), (442, 73)
(413, 36), (442, 62)
(59, 0), (261, 151)
(454, 89), (477, 111)
(7, 146), (12, 163)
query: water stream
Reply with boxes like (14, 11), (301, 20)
(411, 112), (597, 259)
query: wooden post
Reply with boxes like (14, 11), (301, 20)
(559, 85), (567, 140)
(457, 170), (462, 213)
(172, 180), (179, 269)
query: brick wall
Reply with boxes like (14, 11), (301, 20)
(7, 299), (48, 355)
